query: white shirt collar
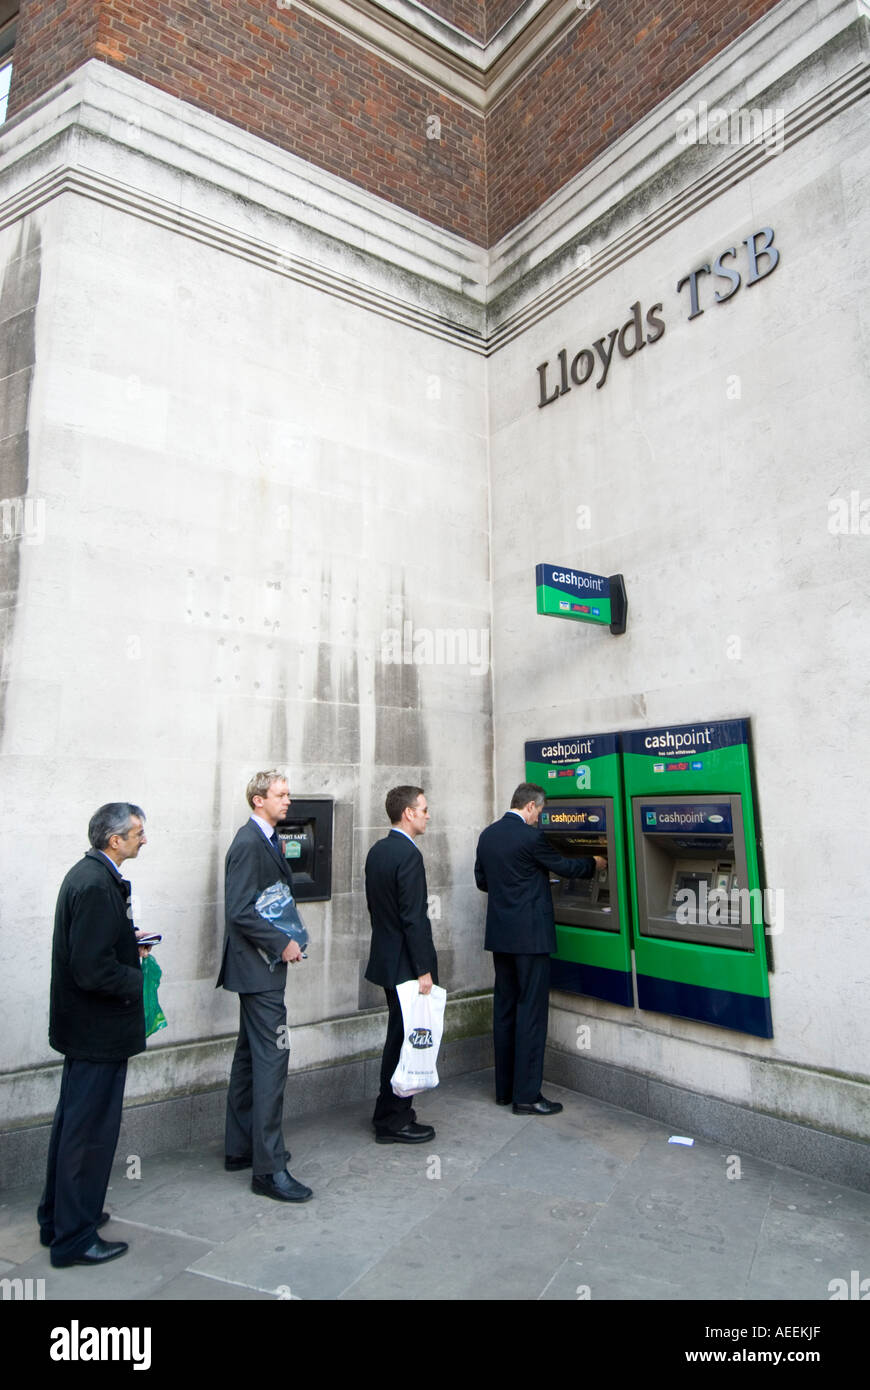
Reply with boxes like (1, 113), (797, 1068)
(250, 813), (277, 840)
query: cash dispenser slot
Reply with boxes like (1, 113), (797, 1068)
(632, 796), (753, 949)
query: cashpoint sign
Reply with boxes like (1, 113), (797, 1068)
(541, 804), (608, 830)
(535, 564), (627, 635)
(641, 804), (734, 833)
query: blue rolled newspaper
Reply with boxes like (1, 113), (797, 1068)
(254, 882), (309, 970)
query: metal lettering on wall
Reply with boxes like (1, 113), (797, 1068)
(535, 227), (780, 407)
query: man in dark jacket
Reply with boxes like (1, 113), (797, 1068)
(217, 771), (312, 1203)
(38, 803), (150, 1267)
(474, 783), (606, 1115)
(365, 786), (438, 1143)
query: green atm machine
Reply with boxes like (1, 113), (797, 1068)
(621, 718), (773, 1038)
(525, 733), (633, 1007)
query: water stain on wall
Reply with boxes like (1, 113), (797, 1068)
(0, 222), (41, 744)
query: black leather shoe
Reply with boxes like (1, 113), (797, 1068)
(512, 1096), (563, 1116)
(251, 1170), (312, 1203)
(375, 1122), (435, 1144)
(495, 1098), (512, 1106)
(51, 1236), (128, 1268)
(40, 1212), (110, 1248)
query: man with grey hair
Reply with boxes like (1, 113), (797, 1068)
(38, 803), (151, 1266)
(217, 771), (312, 1203)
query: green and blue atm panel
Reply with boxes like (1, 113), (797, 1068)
(525, 733), (633, 1007)
(620, 718), (772, 1038)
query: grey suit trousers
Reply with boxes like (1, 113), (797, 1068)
(225, 991), (289, 1175)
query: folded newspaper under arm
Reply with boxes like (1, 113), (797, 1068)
(254, 882), (309, 971)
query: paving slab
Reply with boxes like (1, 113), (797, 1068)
(10, 1224), (209, 1301)
(340, 1180), (596, 1300)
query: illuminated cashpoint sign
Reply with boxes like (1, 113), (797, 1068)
(525, 733), (633, 1006)
(276, 798), (333, 902)
(622, 719), (772, 1038)
(535, 565), (627, 635)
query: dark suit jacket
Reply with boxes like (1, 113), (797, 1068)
(49, 850), (145, 1061)
(474, 812), (596, 954)
(217, 819), (295, 994)
(364, 830), (438, 988)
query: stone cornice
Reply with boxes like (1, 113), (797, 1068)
(285, 0), (597, 112)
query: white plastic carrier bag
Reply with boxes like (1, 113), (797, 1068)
(390, 980), (447, 1097)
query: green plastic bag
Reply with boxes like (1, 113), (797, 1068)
(141, 952), (167, 1038)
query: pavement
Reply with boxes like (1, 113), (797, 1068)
(2, 1068), (868, 1302)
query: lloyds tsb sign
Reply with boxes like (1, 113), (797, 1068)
(536, 227), (779, 407)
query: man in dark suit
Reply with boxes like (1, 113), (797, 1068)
(38, 803), (151, 1267)
(217, 771), (312, 1203)
(474, 783), (606, 1115)
(365, 785), (438, 1143)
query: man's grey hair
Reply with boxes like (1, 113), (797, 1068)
(246, 770), (287, 809)
(509, 782), (546, 810)
(88, 803), (146, 850)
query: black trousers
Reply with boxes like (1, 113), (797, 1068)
(492, 952), (551, 1105)
(225, 991), (290, 1176)
(372, 987), (416, 1135)
(38, 1057), (127, 1264)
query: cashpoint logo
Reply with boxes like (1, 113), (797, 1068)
(653, 810), (707, 826)
(644, 727), (714, 752)
(540, 739), (594, 759)
(548, 570), (605, 593)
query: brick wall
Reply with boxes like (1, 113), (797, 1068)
(487, 0), (782, 243)
(8, 0), (487, 245)
(8, 0), (783, 246)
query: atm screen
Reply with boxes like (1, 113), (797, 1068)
(545, 832), (614, 925)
